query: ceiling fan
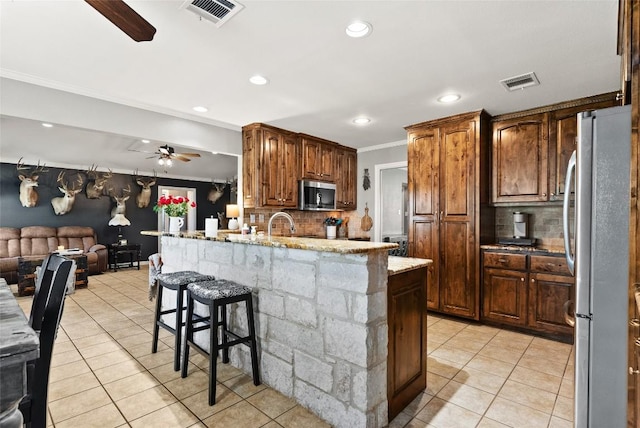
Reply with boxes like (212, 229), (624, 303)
(152, 145), (201, 166)
(85, 0), (156, 42)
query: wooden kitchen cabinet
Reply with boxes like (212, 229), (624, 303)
(242, 123), (299, 208)
(481, 249), (574, 339)
(300, 134), (336, 181)
(407, 111), (494, 320)
(492, 113), (549, 203)
(548, 96), (619, 201)
(335, 146), (357, 209)
(492, 92), (619, 204)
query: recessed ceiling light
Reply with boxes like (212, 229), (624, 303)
(249, 75), (269, 85)
(437, 94), (461, 103)
(193, 106), (209, 113)
(353, 117), (371, 125)
(141, 139), (150, 144)
(41, 123), (53, 128)
(346, 21), (372, 38)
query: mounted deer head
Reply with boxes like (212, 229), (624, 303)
(133, 169), (157, 208)
(85, 164), (112, 199)
(207, 181), (226, 204)
(16, 158), (48, 208)
(51, 171), (84, 215)
(108, 185), (132, 226)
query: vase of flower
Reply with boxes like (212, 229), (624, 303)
(169, 216), (184, 234)
(326, 225), (337, 239)
(324, 216), (342, 239)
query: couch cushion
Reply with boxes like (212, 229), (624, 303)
(20, 226), (58, 256)
(0, 256), (19, 275)
(57, 227), (97, 252)
(0, 227), (21, 258)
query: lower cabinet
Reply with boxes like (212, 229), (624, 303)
(482, 250), (574, 338)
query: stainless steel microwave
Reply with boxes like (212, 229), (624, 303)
(299, 180), (337, 211)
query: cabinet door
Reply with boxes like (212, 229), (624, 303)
(242, 129), (257, 208)
(482, 268), (528, 326)
(261, 130), (283, 206)
(319, 143), (335, 181)
(335, 148), (357, 209)
(439, 121), (477, 319)
(492, 114), (549, 203)
(408, 127), (439, 310)
(548, 99), (618, 201)
(280, 133), (299, 207)
(527, 272), (574, 336)
(301, 138), (320, 179)
(387, 267), (427, 420)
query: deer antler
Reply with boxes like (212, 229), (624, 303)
(57, 171), (68, 190)
(17, 158), (48, 174)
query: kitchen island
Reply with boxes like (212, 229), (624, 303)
(142, 231), (431, 428)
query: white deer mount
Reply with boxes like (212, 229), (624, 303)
(108, 185), (131, 226)
(51, 171), (84, 215)
(85, 164), (112, 199)
(207, 181), (226, 204)
(16, 157), (48, 207)
(133, 169), (157, 208)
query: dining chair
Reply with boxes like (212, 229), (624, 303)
(19, 254), (75, 428)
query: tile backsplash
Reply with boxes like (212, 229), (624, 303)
(242, 208), (367, 239)
(495, 206), (569, 248)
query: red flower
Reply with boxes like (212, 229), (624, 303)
(153, 195), (195, 217)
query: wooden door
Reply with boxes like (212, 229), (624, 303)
(482, 268), (528, 326)
(492, 114), (549, 203)
(242, 129), (257, 208)
(548, 98), (618, 201)
(439, 121), (477, 319)
(387, 267), (427, 420)
(527, 272), (574, 336)
(280, 133), (299, 208)
(408, 127), (440, 310)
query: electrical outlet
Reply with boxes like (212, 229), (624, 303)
(259, 213), (265, 222)
(250, 214), (255, 223)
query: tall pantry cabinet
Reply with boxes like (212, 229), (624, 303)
(406, 111), (494, 320)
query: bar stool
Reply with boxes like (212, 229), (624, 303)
(181, 279), (260, 405)
(152, 271), (215, 371)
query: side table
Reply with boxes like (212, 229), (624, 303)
(108, 243), (141, 272)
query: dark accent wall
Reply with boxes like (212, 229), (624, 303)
(0, 162), (231, 260)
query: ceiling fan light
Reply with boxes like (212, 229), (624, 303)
(158, 158), (165, 166)
(249, 75), (269, 85)
(166, 159), (173, 167)
(346, 21), (372, 38)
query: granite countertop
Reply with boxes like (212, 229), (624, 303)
(141, 230), (397, 255)
(481, 244), (566, 255)
(388, 256), (432, 276)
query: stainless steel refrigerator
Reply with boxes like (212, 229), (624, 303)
(563, 104), (631, 427)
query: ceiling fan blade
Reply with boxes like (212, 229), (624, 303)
(85, 0), (156, 42)
(173, 154), (193, 162)
(176, 153), (201, 158)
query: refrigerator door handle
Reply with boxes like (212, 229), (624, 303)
(563, 300), (575, 327)
(563, 150), (576, 275)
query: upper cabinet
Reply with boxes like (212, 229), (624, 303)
(242, 124), (357, 210)
(335, 147), (357, 209)
(491, 92), (619, 205)
(492, 113), (549, 203)
(300, 135), (336, 182)
(242, 123), (299, 209)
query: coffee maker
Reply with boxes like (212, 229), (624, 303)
(498, 211), (536, 246)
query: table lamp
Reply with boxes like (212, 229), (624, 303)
(109, 216), (130, 244)
(226, 204), (240, 230)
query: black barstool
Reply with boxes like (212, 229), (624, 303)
(152, 271), (215, 371)
(181, 279), (260, 405)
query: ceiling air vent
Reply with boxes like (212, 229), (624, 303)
(500, 72), (540, 91)
(181, 0), (244, 27)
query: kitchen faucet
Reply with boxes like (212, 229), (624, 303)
(267, 212), (296, 237)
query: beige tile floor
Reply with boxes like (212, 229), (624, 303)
(14, 266), (574, 428)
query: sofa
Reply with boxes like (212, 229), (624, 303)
(0, 226), (108, 284)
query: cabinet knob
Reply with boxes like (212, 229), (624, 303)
(521, 277), (525, 282)
(531, 278), (535, 283)
(542, 193), (547, 197)
(630, 367), (640, 375)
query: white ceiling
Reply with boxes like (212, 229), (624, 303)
(0, 0), (622, 181)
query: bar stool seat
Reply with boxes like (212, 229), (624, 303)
(152, 271), (215, 371)
(181, 279), (260, 405)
